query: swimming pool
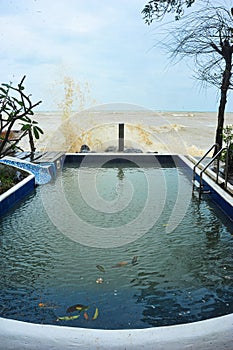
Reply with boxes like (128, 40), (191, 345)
(0, 154), (232, 333)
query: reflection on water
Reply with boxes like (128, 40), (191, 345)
(0, 165), (232, 329)
(117, 167), (124, 181)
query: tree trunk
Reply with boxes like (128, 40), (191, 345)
(213, 45), (232, 156)
(28, 130), (36, 160)
(214, 89), (227, 153)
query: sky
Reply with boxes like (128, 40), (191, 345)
(0, 0), (233, 112)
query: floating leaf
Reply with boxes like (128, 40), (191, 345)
(38, 302), (45, 307)
(38, 302), (58, 309)
(83, 312), (89, 320)
(92, 307), (99, 320)
(57, 314), (80, 321)
(96, 265), (105, 273)
(131, 256), (138, 265)
(112, 261), (128, 268)
(66, 304), (89, 313)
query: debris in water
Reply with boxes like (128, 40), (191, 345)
(84, 312), (89, 320)
(92, 307), (99, 320)
(57, 314), (80, 321)
(38, 302), (58, 309)
(66, 304), (89, 313)
(96, 265), (105, 273)
(96, 277), (104, 284)
(112, 261), (128, 268)
(131, 256), (138, 265)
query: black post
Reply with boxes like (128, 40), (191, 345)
(118, 123), (124, 152)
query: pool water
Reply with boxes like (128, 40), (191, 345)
(0, 161), (232, 329)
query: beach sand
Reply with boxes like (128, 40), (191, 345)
(20, 109), (233, 156)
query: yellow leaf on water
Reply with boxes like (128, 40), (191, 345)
(66, 304), (89, 313)
(57, 314), (80, 321)
(92, 307), (99, 320)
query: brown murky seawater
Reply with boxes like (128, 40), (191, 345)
(15, 77), (233, 156)
(18, 108), (233, 156)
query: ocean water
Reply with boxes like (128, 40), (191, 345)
(17, 108), (233, 156)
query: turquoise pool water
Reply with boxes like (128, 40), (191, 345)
(0, 161), (232, 329)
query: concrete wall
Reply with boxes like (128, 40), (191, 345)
(0, 314), (233, 350)
(0, 174), (35, 217)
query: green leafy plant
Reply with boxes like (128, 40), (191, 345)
(142, 0), (196, 23)
(0, 164), (27, 194)
(0, 76), (43, 159)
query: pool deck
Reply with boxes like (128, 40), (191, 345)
(190, 155), (233, 188)
(15, 151), (65, 163)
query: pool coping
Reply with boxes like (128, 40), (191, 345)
(0, 153), (232, 349)
(0, 312), (233, 350)
(0, 172), (35, 217)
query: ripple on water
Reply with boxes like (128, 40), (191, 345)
(0, 166), (232, 329)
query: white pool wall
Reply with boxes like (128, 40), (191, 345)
(0, 313), (233, 350)
(0, 173), (35, 216)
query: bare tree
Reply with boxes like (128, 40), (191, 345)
(166, 6), (233, 153)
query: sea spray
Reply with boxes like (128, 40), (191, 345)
(127, 124), (153, 148)
(30, 106), (227, 155)
(42, 106), (191, 154)
(186, 145), (206, 157)
(58, 77), (76, 151)
(62, 121), (186, 153)
(44, 76), (97, 152)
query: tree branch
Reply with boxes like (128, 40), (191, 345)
(210, 42), (223, 56)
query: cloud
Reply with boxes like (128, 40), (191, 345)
(0, 0), (231, 112)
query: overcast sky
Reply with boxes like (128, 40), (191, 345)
(0, 0), (232, 112)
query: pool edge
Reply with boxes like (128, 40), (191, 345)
(0, 173), (35, 216)
(0, 313), (233, 350)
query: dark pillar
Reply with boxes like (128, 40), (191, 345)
(118, 123), (124, 152)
